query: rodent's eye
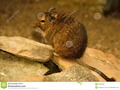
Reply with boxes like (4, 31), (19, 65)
(40, 20), (45, 22)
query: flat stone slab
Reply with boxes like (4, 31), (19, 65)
(52, 48), (120, 81)
(0, 36), (120, 81)
(79, 47), (120, 81)
(44, 65), (98, 81)
(19, 65), (98, 82)
(0, 51), (48, 81)
(0, 36), (54, 62)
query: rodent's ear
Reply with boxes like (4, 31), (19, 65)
(47, 7), (58, 23)
(48, 7), (56, 12)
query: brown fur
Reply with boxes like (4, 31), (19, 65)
(33, 8), (87, 59)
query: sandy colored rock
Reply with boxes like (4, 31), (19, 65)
(22, 75), (46, 82)
(0, 36), (119, 81)
(0, 36), (54, 62)
(52, 47), (120, 81)
(52, 56), (79, 70)
(44, 65), (98, 81)
(79, 47), (120, 81)
(0, 51), (48, 81)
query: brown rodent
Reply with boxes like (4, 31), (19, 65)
(33, 8), (87, 59)
(33, 8), (115, 81)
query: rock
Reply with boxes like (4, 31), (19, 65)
(0, 51), (48, 81)
(79, 47), (120, 81)
(44, 65), (98, 81)
(0, 36), (54, 62)
(52, 56), (79, 70)
(1, 36), (119, 82)
(52, 47), (120, 81)
(22, 75), (46, 82)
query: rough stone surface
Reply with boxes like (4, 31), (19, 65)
(79, 47), (120, 81)
(0, 36), (120, 82)
(0, 51), (48, 81)
(52, 48), (120, 81)
(52, 56), (79, 70)
(44, 65), (98, 81)
(0, 36), (54, 62)
(22, 75), (46, 82)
